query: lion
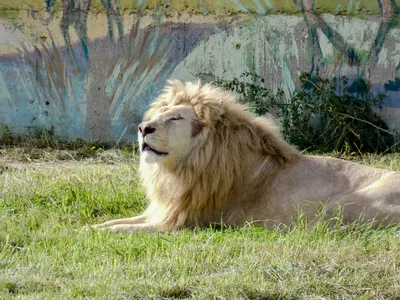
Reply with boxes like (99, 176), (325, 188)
(95, 80), (400, 232)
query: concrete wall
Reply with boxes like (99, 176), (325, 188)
(0, 0), (399, 142)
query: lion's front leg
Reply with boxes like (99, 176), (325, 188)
(93, 214), (148, 229)
(103, 222), (161, 232)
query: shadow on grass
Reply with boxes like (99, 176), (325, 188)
(159, 286), (193, 299)
(2, 280), (61, 295)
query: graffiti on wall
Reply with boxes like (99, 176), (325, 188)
(293, 0), (399, 77)
(0, 0), (399, 141)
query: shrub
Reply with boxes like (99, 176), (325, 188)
(198, 72), (398, 154)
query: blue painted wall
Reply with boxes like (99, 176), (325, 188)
(0, 0), (399, 142)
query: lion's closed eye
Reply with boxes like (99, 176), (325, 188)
(170, 116), (184, 121)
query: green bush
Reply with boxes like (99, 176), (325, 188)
(199, 72), (398, 154)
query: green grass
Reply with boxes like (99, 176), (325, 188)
(1, 152), (400, 299)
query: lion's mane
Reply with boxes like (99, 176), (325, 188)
(140, 80), (300, 229)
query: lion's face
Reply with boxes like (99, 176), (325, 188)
(138, 104), (203, 167)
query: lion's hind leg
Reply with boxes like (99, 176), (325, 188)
(328, 173), (400, 225)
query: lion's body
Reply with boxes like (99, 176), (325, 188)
(95, 81), (400, 232)
(245, 155), (400, 226)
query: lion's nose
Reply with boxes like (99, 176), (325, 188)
(139, 123), (156, 137)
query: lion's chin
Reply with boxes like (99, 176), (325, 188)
(140, 150), (167, 164)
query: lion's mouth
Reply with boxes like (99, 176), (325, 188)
(142, 143), (168, 155)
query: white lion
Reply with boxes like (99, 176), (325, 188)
(95, 80), (400, 232)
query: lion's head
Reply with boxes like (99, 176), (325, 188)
(138, 80), (300, 229)
(138, 103), (203, 168)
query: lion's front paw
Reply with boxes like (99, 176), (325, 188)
(80, 224), (99, 232)
(90, 220), (115, 229)
(100, 224), (132, 232)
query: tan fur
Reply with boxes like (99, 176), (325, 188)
(95, 81), (400, 232)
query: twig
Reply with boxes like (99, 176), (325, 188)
(383, 141), (400, 154)
(114, 125), (128, 149)
(336, 112), (395, 135)
(302, 78), (322, 91)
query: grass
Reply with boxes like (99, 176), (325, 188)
(1, 150), (400, 299)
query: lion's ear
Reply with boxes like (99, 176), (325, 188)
(194, 103), (225, 126)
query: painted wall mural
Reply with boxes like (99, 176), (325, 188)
(0, 0), (399, 142)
